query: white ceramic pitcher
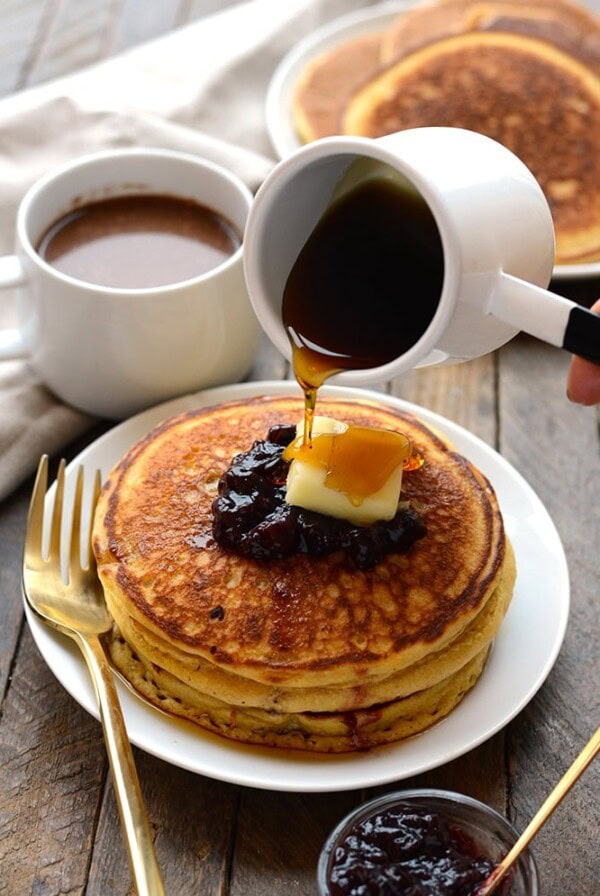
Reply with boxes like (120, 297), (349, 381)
(243, 127), (600, 384)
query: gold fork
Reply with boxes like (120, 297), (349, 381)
(23, 455), (165, 896)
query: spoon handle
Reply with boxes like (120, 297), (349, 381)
(478, 725), (600, 896)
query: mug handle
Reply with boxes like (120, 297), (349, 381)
(0, 255), (27, 360)
(491, 272), (600, 364)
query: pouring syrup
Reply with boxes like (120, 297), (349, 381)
(281, 163), (443, 497)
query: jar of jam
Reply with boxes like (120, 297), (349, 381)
(317, 789), (539, 896)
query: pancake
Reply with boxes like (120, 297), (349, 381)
(341, 31), (600, 264)
(380, 0), (600, 69)
(93, 395), (514, 752)
(106, 539), (514, 713)
(291, 32), (383, 142)
(291, 0), (600, 144)
(109, 634), (492, 752)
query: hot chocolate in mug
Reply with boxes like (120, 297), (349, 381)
(243, 127), (600, 385)
(0, 148), (260, 418)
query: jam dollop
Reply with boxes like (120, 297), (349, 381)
(327, 803), (498, 896)
(211, 424), (426, 570)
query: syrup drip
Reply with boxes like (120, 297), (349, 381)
(288, 336), (341, 446)
(282, 170), (442, 501)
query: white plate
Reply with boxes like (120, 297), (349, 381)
(266, 1), (600, 282)
(26, 381), (569, 793)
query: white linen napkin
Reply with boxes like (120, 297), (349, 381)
(0, 0), (376, 500)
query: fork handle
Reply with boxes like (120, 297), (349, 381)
(77, 633), (166, 896)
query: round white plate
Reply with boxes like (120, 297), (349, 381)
(26, 381), (569, 793)
(266, 1), (600, 282)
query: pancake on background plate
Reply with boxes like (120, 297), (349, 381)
(292, 32), (384, 143)
(340, 30), (600, 265)
(380, 0), (600, 68)
(290, 0), (600, 265)
(93, 395), (515, 753)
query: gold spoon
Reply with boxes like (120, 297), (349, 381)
(476, 725), (600, 895)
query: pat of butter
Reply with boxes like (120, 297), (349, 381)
(285, 416), (406, 525)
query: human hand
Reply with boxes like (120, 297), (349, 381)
(567, 298), (600, 405)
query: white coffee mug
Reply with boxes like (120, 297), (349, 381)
(0, 148), (260, 418)
(243, 127), (600, 384)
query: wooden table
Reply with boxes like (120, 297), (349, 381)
(1, 2), (599, 894)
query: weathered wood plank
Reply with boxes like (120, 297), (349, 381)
(25, 0), (121, 87)
(0, 0), (245, 101)
(0, 430), (112, 893)
(185, 0), (248, 23)
(368, 733), (507, 814)
(86, 753), (238, 895)
(0, 485), (28, 705)
(231, 789), (357, 896)
(108, 0), (184, 55)
(0, 0), (55, 96)
(0, 627), (106, 895)
(413, 735), (507, 811)
(390, 354), (497, 446)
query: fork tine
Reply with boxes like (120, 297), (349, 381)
(76, 468), (102, 571)
(49, 459), (66, 568)
(69, 465), (84, 574)
(24, 455), (49, 569)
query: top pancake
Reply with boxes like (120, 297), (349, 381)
(381, 0), (600, 70)
(341, 31), (600, 264)
(93, 395), (506, 689)
(292, 0), (600, 143)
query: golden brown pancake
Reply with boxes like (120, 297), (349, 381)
(290, 0), (600, 265)
(380, 0), (600, 69)
(95, 396), (505, 683)
(292, 32), (383, 142)
(341, 31), (600, 264)
(105, 541), (513, 713)
(93, 395), (514, 752)
(291, 0), (600, 143)
(108, 634), (494, 752)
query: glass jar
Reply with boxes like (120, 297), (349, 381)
(317, 788), (539, 895)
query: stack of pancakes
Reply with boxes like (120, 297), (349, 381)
(292, 0), (600, 265)
(92, 395), (515, 753)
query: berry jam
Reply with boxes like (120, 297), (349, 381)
(211, 424), (426, 570)
(326, 803), (499, 896)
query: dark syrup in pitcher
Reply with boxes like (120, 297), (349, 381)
(282, 171), (445, 443)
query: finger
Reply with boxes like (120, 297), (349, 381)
(567, 298), (600, 405)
